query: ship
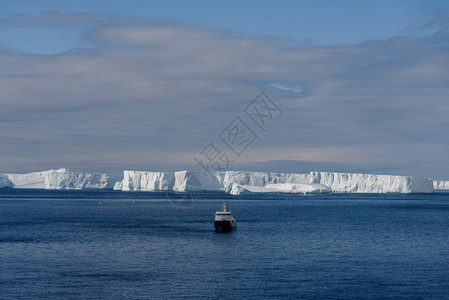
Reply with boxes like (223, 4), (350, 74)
(214, 201), (237, 232)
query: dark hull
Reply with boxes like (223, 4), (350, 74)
(214, 220), (237, 233)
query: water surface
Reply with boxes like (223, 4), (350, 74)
(1, 190), (448, 299)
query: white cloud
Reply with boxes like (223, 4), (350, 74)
(0, 15), (448, 179)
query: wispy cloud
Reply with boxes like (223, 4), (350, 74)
(269, 82), (304, 93)
(400, 9), (449, 36)
(360, 55), (395, 67)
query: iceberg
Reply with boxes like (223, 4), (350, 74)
(0, 168), (436, 194)
(115, 170), (175, 191)
(114, 170), (313, 193)
(308, 171), (434, 193)
(114, 170), (434, 194)
(433, 181), (449, 190)
(3, 169), (122, 190)
(5, 169), (63, 189)
(0, 175), (12, 188)
(114, 170), (222, 192)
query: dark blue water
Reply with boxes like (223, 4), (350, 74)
(1, 190), (449, 299)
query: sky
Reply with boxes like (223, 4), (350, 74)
(0, 1), (449, 179)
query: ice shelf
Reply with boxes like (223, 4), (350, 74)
(0, 169), (437, 194)
(1, 169), (122, 190)
(433, 180), (449, 190)
(113, 170), (435, 194)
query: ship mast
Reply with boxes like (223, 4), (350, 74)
(222, 200), (228, 212)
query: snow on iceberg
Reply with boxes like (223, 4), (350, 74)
(4, 169), (122, 190)
(433, 181), (449, 190)
(114, 170), (434, 194)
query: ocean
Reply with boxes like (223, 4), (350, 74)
(1, 189), (448, 299)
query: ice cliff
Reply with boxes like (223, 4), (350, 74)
(308, 171), (433, 194)
(113, 170), (435, 194)
(0, 175), (12, 188)
(1, 169), (122, 190)
(433, 181), (449, 190)
(0, 168), (436, 194)
(114, 171), (175, 191)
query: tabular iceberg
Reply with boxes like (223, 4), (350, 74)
(114, 170), (175, 191)
(433, 181), (449, 190)
(0, 168), (436, 194)
(309, 171), (434, 193)
(113, 170), (434, 194)
(2, 169), (122, 190)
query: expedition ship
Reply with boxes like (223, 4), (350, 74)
(214, 201), (237, 232)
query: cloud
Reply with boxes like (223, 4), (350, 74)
(269, 82), (303, 93)
(400, 9), (449, 37)
(0, 13), (448, 179)
(0, 11), (121, 27)
(359, 55), (395, 67)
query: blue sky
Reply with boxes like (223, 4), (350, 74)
(1, 1), (449, 179)
(2, 0), (449, 53)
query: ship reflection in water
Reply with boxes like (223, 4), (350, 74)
(214, 201), (237, 233)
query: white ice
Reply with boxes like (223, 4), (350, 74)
(229, 183), (331, 195)
(433, 180), (449, 190)
(114, 170), (435, 194)
(2, 169), (122, 190)
(0, 168), (436, 194)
